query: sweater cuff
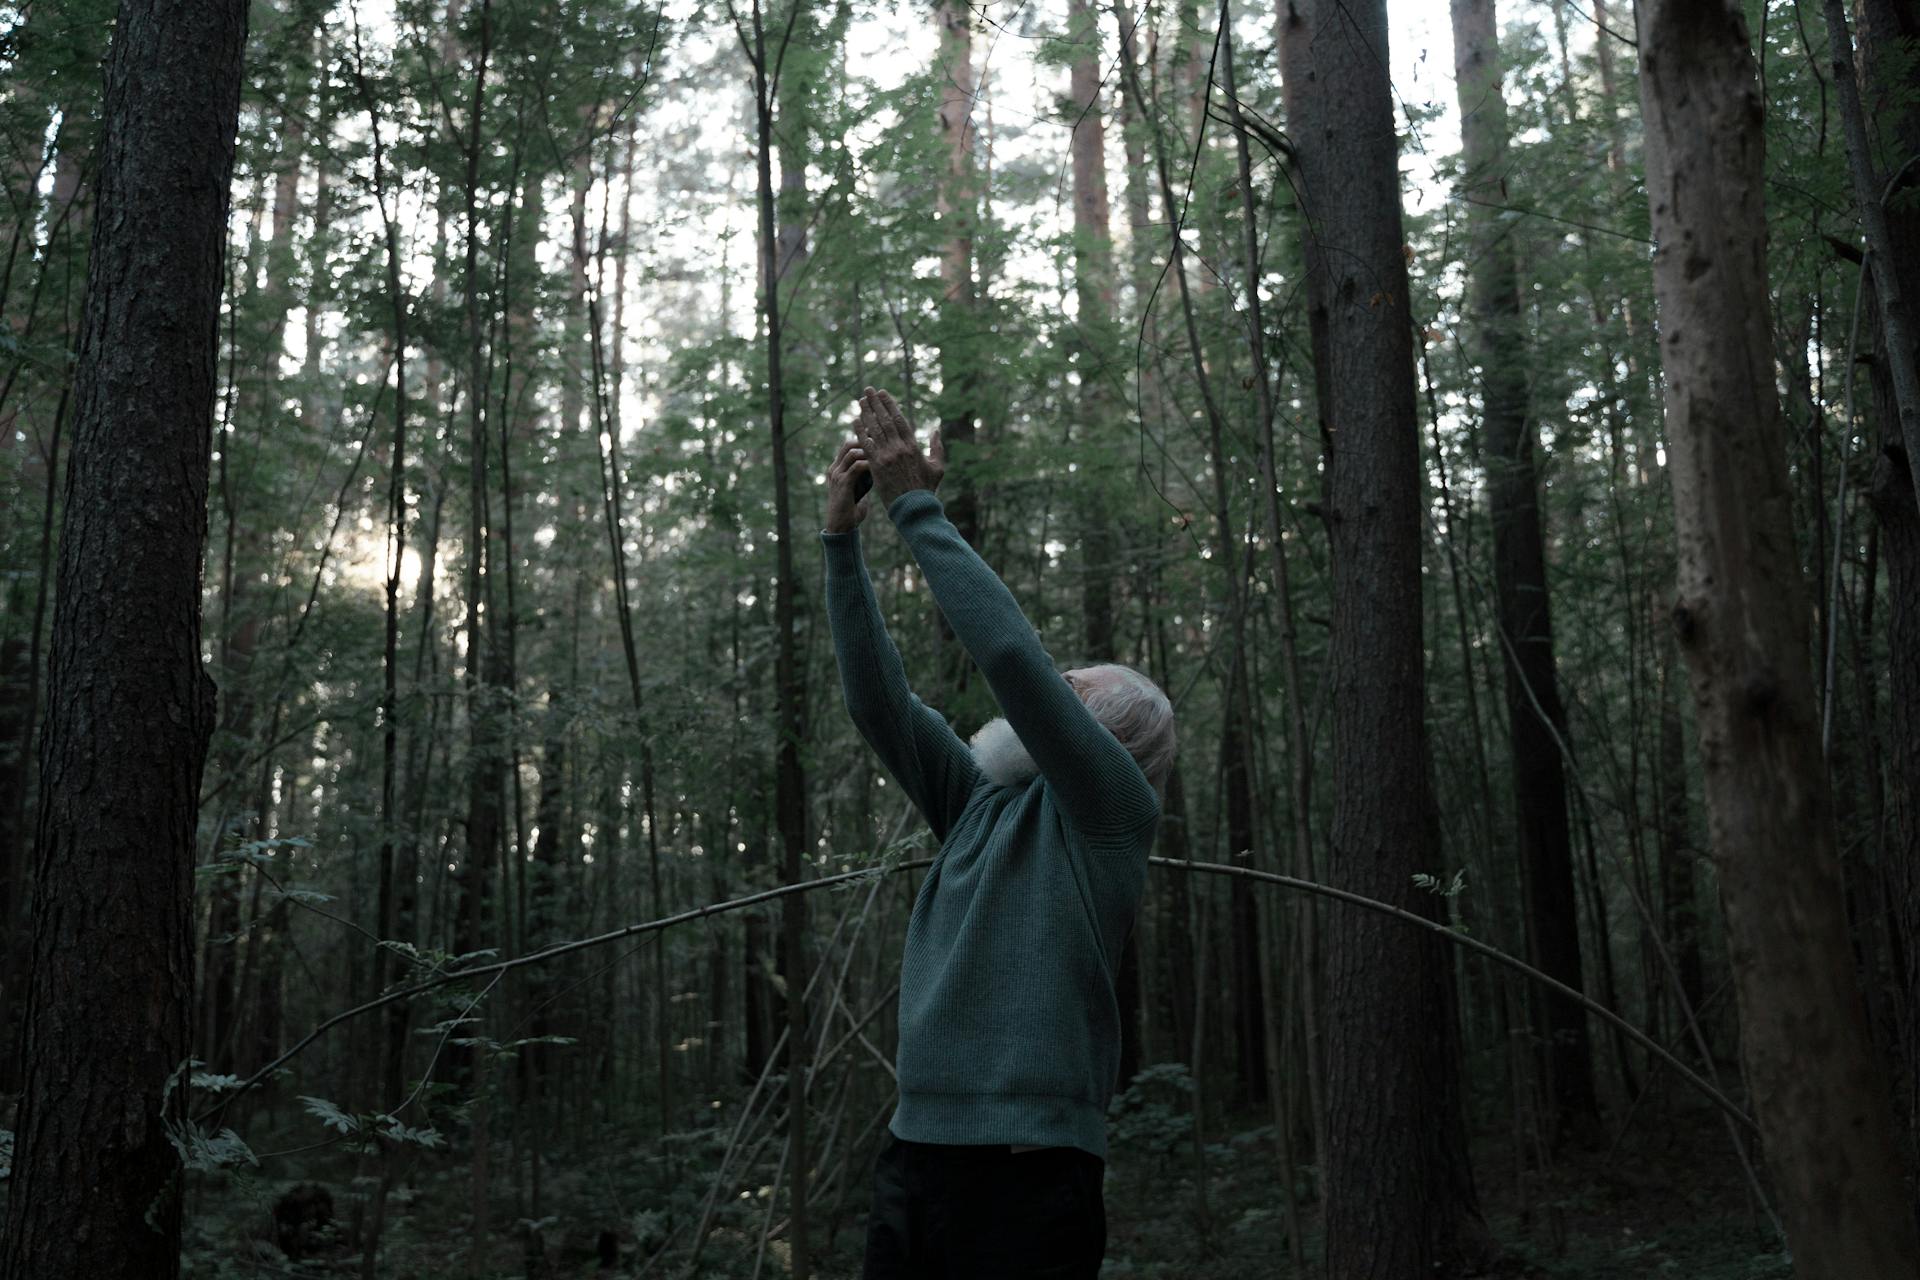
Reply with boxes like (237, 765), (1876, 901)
(887, 488), (945, 530)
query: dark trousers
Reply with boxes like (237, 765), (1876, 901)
(860, 1133), (1107, 1279)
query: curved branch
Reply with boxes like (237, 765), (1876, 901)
(198, 856), (1758, 1136)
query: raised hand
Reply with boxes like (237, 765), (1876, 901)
(825, 437), (872, 534)
(855, 386), (944, 509)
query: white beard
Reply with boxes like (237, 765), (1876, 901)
(970, 716), (1039, 789)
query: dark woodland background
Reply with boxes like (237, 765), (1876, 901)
(1, 0), (1918, 1275)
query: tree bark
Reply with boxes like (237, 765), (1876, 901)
(741, 0), (812, 1270)
(0, 393), (62, 1094)
(1276, 0), (1495, 1271)
(1224, 1), (1323, 1181)
(1870, 411), (1920, 1144)
(1654, 635), (1704, 1025)
(350, 9), (414, 1108)
(1856, 0), (1920, 1147)
(1115, 3), (1268, 1110)
(0, 2), (246, 1276)
(1070, 0), (1118, 663)
(1634, 1), (1919, 1271)
(456, 1), (505, 1013)
(934, 0), (980, 553)
(1066, 0), (1144, 1086)
(1447, 0), (1599, 1141)
(1824, 0), (1920, 518)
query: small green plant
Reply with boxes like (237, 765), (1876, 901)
(1413, 868), (1469, 899)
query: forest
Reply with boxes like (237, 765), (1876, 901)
(2, 0), (1919, 1275)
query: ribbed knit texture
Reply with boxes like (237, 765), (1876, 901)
(822, 489), (1161, 1159)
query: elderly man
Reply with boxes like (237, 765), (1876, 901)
(822, 387), (1174, 1279)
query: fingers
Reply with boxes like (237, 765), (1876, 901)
(929, 428), (945, 467)
(861, 387), (900, 446)
(876, 388), (911, 438)
(830, 438), (868, 482)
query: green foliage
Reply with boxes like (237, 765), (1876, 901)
(163, 1063), (259, 1175)
(1107, 1062), (1196, 1159)
(298, 1095), (445, 1152)
(1413, 868), (1470, 899)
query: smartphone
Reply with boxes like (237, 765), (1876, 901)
(854, 469), (873, 503)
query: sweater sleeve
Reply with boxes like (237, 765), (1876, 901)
(887, 489), (1160, 834)
(823, 524), (981, 841)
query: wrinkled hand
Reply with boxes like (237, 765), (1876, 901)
(855, 387), (944, 509)
(824, 437), (872, 534)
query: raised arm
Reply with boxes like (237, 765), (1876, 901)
(854, 389), (1159, 833)
(821, 439), (979, 840)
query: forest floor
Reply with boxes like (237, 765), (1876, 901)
(1091, 1089), (1789, 1280)
(165, 1089), (1792, 1278)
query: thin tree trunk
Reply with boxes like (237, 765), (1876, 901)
(1271, 1), (1336, 1167)
(456, 0), (504, 1013)
(1448, 0), (1599, 1141)
(1856, 0), (1920, 1146)
(934, 0), (980, 555)
(0, 2), (245, 1275)
(1070, 0), (1118, 666)
(1113, 0), (1268, 1109)
(1223, 5), (1324, 1162)
(737, 0), (812, 1270)
(1634, 1), (1919, 1270)
(1066, 0), (1144, 1087)
(1873, 428), (1920, 1142)
(346, 7), (414, 1109)
(1823, 0), (1920, 517)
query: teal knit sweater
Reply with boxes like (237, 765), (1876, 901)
(822, 489), (1161, 1159)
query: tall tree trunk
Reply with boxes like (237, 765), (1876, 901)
(1272, 3), (1335, 1162)
(0, 388), (61, 1096)
(1856, 0), (1920, 1145)
(349, 8), (415, 1107)
(740, 0), (811, 1270)
(1224, 0), (1324, 1172)
(1066, 0), (1141, 1086)
(1276, 0), (1495, 1271)
(201, 69), (311, 1073)
(456, 0), (504, 1006)
(1114, 0), (1268, 1112)
(1273, 2), (1335, 468)
(0, 3), (245, 1276)
(933, 0), (979, 553)
(1633, 1), (1919, 1271)
(1824, 0), (1920, 518)
(200, 168), (270, 1072)
(1448, 0), (1599, 1142)
(1870, 399), (1920, 1143)
(1070, 0), (1118, 664)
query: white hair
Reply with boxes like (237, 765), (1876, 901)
(1078, 664), (1177, 788)
(968, 665), (1177, 792)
